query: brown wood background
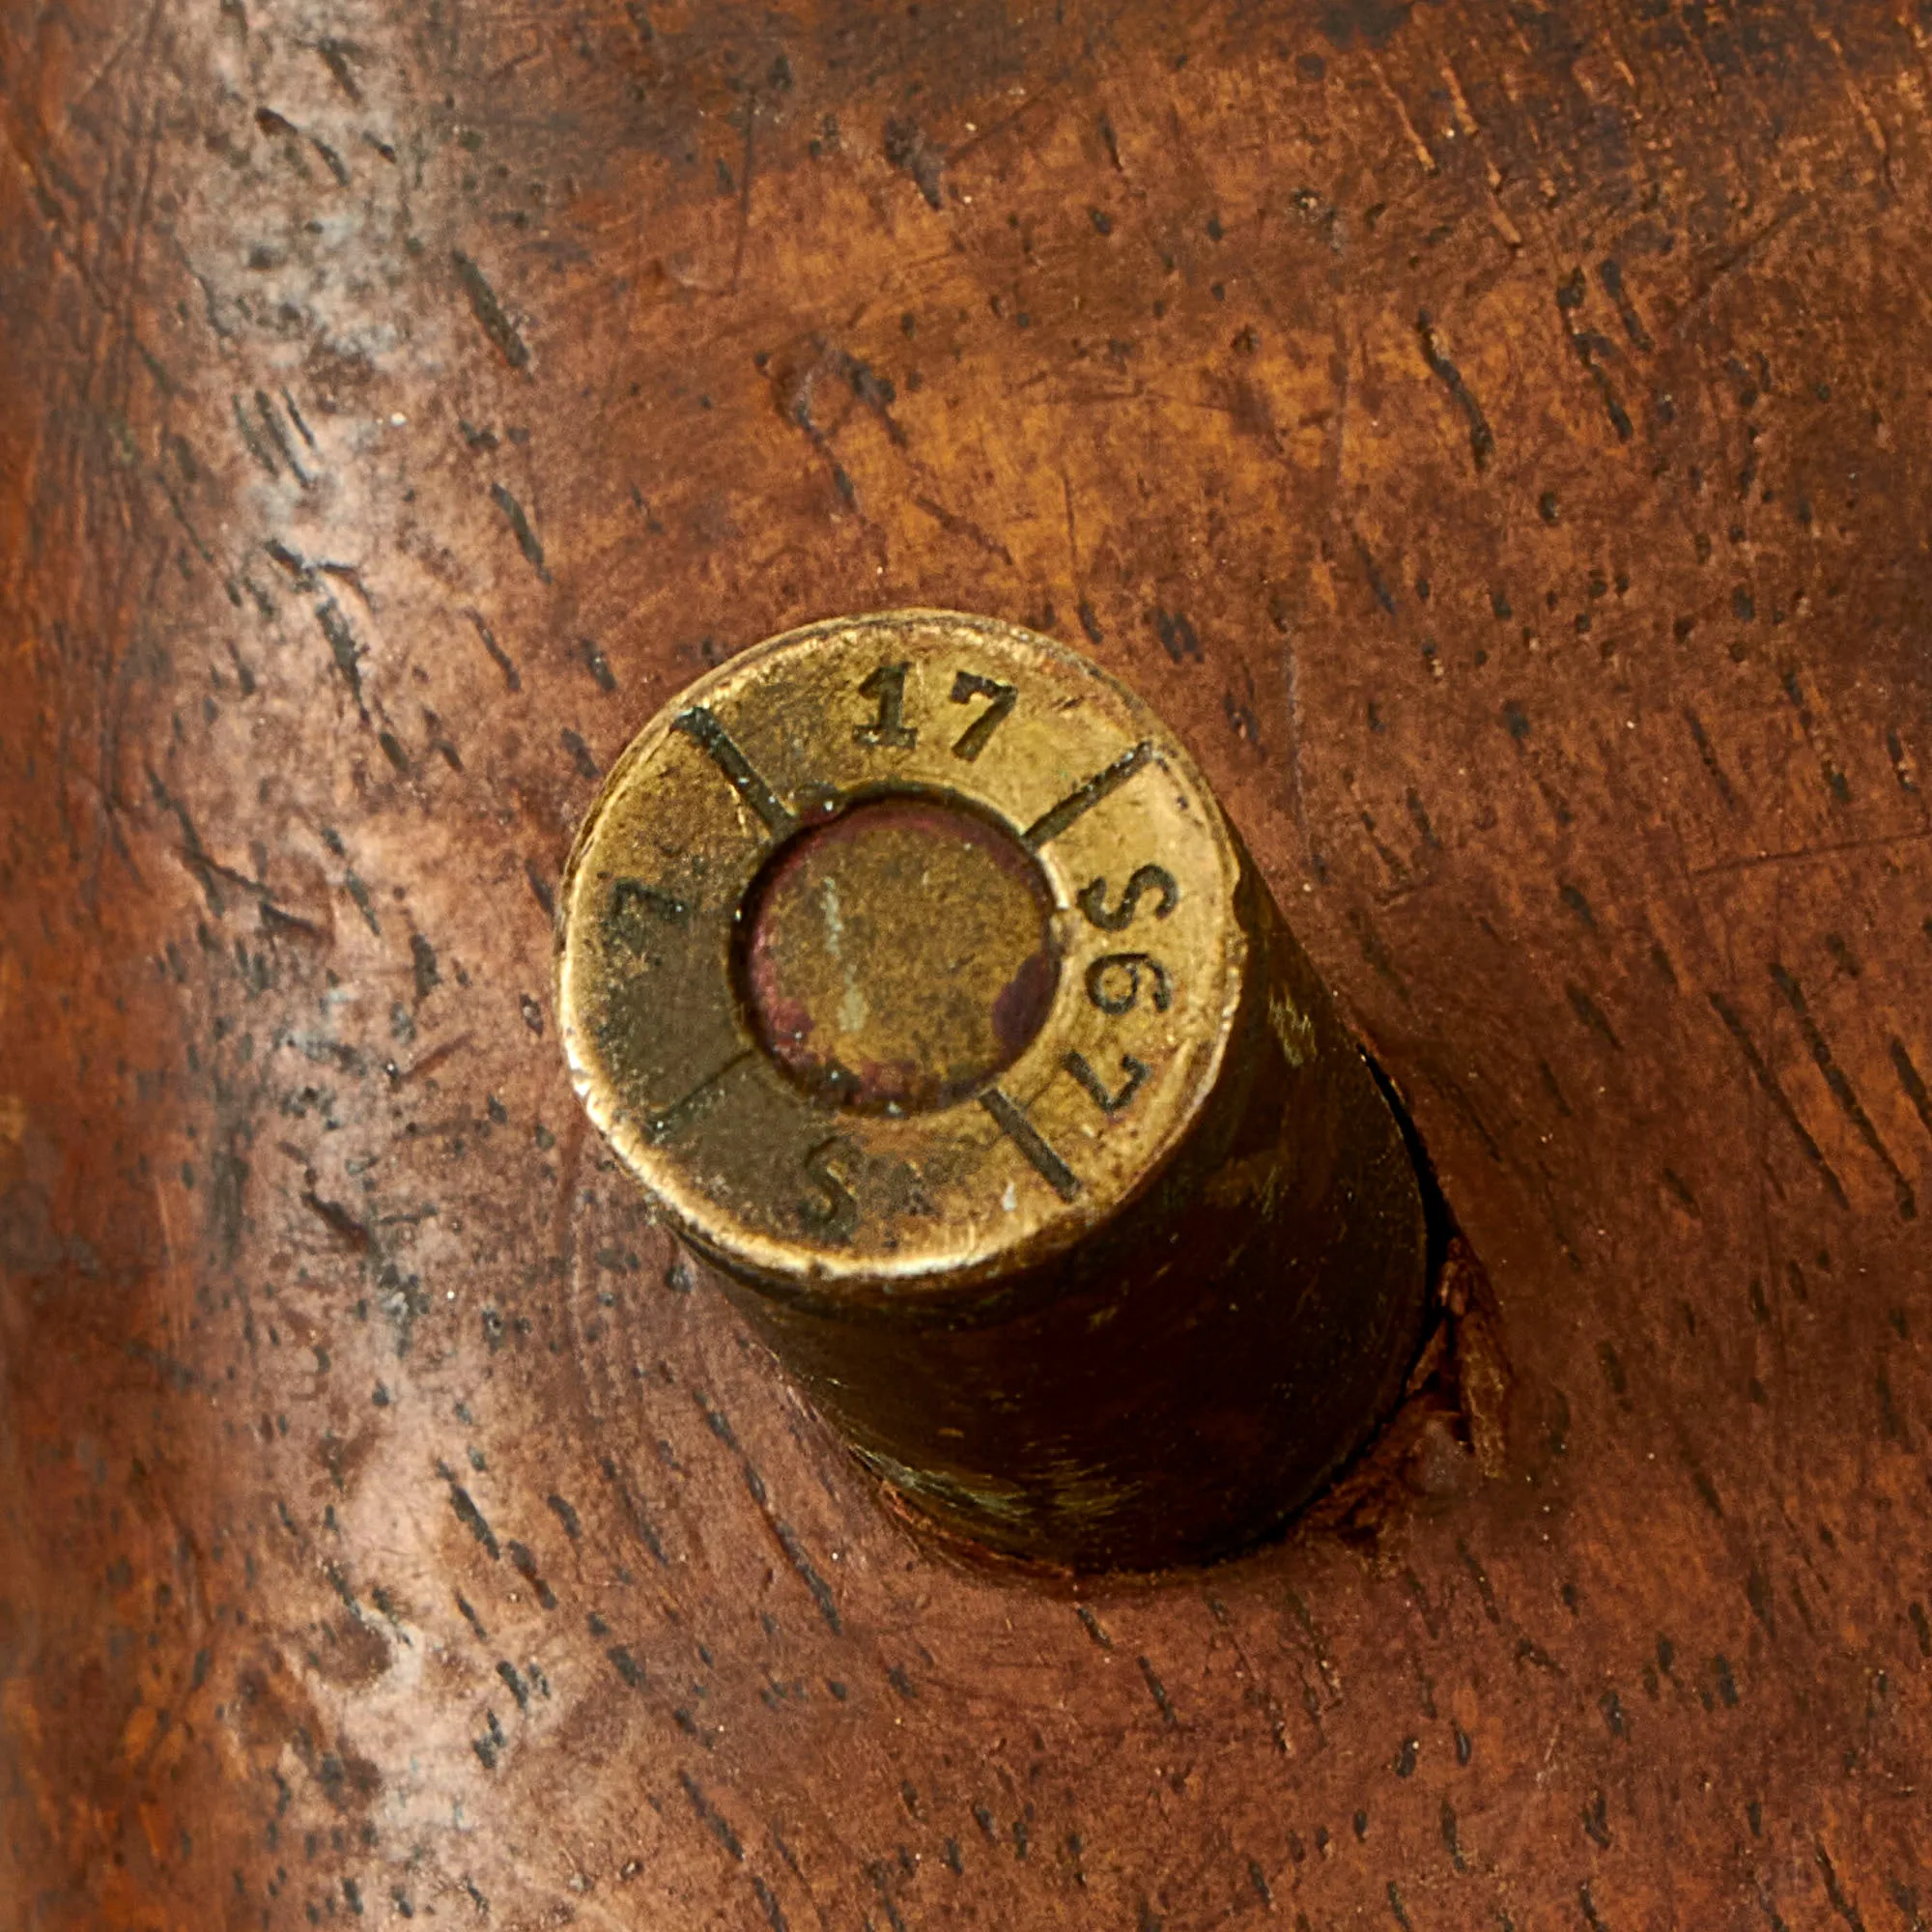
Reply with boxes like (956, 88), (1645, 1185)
(3, 0), (1930, 1924)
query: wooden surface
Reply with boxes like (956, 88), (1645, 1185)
(3, 0), (1930, 1925)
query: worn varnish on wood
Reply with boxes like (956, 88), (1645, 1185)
(2, 0), (1928, 1926)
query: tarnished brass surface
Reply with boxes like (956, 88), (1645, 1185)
(557, 610), (1248, 1290)
(741, 793), (1060, 1115)
(558, 610), (1428, 1566)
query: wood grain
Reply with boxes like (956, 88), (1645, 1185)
(2, 0), (1928, 1925)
